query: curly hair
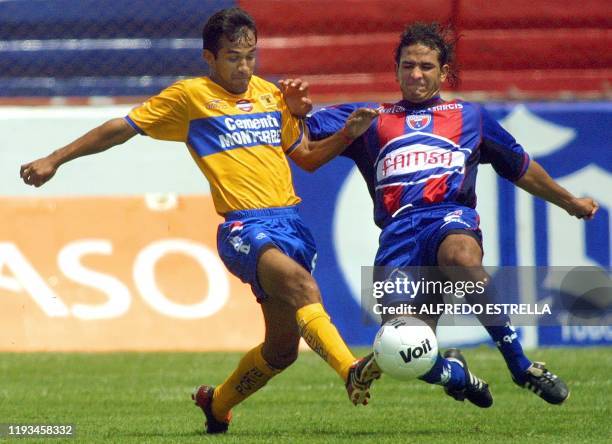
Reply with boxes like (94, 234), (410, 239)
(395, 22), (460, 87)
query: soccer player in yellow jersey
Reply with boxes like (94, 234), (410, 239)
(19, 7), (381, 434)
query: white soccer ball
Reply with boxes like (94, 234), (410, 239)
(373, 316), (438, 380)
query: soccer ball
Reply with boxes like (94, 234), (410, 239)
(373, 316), (438, 380)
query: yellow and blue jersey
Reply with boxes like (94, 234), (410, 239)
(125, 75), (304, 215)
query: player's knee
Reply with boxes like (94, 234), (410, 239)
(438, 239), (481, 268)
(445, 250), (480, 267)
(284, 270), (321, 308)
(438, 247), (486, 286)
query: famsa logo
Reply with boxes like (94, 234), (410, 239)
(376, 144), (464, 180)
(406, 113), (432, 130)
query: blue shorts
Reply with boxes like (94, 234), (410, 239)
(374, 205), (482, 307)
(217, 206), (317, 301)
(375, 205), (482, 267)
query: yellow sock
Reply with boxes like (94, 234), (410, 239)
(296, 302), (356, 381)
(212, 344), (281, 421)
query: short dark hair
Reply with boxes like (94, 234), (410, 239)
(395, 22), (459, 86)
(202, 8), (257, 55)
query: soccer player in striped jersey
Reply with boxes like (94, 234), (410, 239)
(19, 7), (380, 435)
(285, 22), (598, 407)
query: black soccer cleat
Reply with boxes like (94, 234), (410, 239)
(192, 385), (231, 434)
(443, 348), (493, 408)
(346, 353), (382, 405)
(513, 362), (570, 405)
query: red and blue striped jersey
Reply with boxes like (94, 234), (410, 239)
(306, 97), (530, 228)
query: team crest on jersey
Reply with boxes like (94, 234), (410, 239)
(406, 113), (432, 130)
(236, 99), (253, 112)
(205, 99), (228, 110)
(258, 93), (276, 110)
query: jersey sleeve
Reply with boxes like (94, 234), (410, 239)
(479, 107), (530, 182)
(125, 81), (189, 142)
(306, 102), (378, 141)
(273, 88), (306, 155)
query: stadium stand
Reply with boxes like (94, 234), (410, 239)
(0, 0), (610, 100)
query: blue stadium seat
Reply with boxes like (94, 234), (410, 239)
(0, 0), (233, 39)
(0, 0), (236, 95)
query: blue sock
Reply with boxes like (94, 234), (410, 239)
(466, 279), (532, 382)
(485, 322), (532, 382)
(419, 354), (466, 390)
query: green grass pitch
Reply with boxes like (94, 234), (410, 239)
(1, 347), (610, 443)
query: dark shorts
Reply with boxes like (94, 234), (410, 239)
(217, 206), (317, 301)
(374, 205), (482, 307)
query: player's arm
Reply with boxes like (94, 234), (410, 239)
(279, 81), (378, 171)
(479, 107), (598, 221)
(289, 108), (378, 172)
(20, 118), (136, 187)
(515, 160), (598, 219)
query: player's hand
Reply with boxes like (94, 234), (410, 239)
(20, 156), (59, 187)
(343, 108), (380, 139)
(567, 197), (599, 220)
(279, 78), (312, 117)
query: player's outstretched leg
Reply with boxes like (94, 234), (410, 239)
(477, 309), (571, 404)
(440, 349), (493, 408)
(258, 247), (370, 405)
(489, 323), (569, 404)
(437, 234), (532, 385)
(512, 362), (570, 404)
(296, 302), (380, 405)
(346, 352), (382, 405)
(417, 348), (492, 408)
(192, 385), (232, 434)
(481, 319), (532, 380)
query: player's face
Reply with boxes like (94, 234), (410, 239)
(204, 29), (256, 95)
(396, 44), (449, 103)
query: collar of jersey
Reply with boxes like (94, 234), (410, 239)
(396, 95), (443, 111)
(205, 76), (253, 99)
